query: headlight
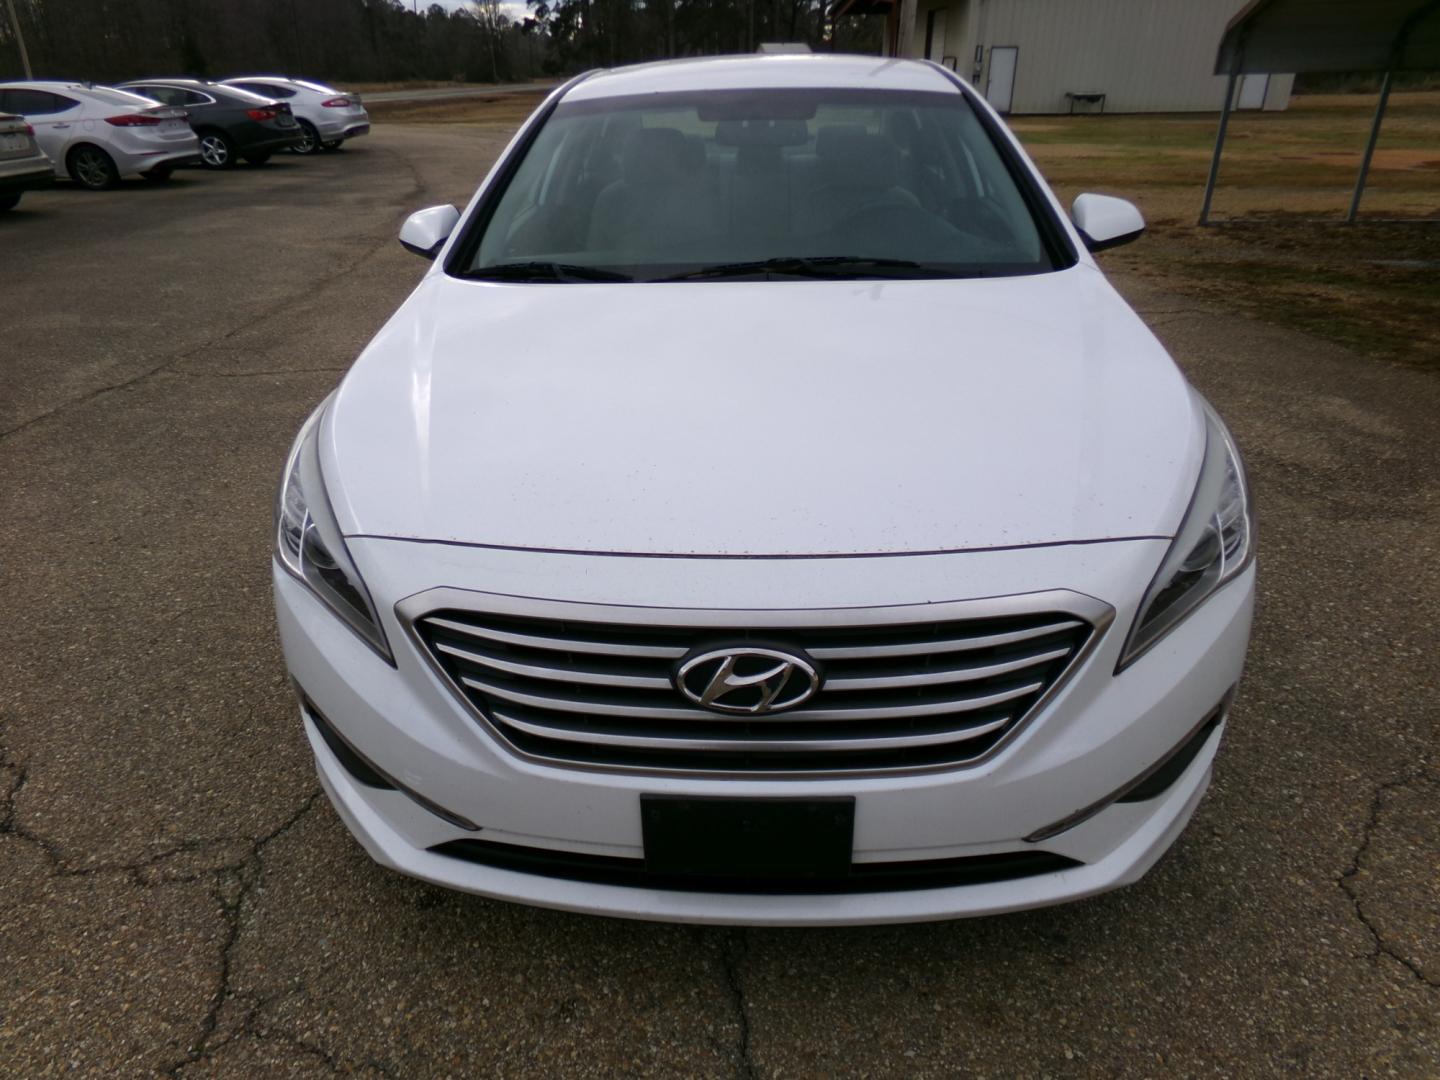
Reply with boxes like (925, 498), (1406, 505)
(276, 401), (393, 663)
(1118, 401), (1255, 670)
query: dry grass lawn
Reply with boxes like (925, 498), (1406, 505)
(1014, 92), (1440, 366)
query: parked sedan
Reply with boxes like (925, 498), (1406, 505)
(275, 57), (1256, 925)
(0, 83), (199, 189)
(0, 111), (53, 210)
(118, 79), (303, 168)
(221, 76), (369, 154)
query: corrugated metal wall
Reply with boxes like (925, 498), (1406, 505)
(909, 0), (1295, 114)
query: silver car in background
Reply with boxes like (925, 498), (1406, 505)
(221, 76), (369, 154)
(0, 83), (199, 188)
(0, 111), (52, 210)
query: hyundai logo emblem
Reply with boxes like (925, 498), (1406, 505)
(675, 647), (822, 715)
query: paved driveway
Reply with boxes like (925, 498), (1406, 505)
(1, 128), (1436, 1077)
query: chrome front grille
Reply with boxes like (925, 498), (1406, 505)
(407, 593), (1105, 776)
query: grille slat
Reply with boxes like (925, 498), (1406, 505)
(425, 615), (690, 659)
(413, 602), (1097, 774)
(459, 672), (1046, 722)
(807, 619), (1085, 660)
(492, 709), (1015, 752)
(823, 647), (1071, 691)
(434, 639), (675, 690)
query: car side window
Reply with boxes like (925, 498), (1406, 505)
(14, 89), (76, 115)
(181, 90), (212, 106)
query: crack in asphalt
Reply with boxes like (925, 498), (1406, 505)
(1, 731), (361, 1073)
(0, 740), (264, 883)
(160, 790), (325, 1076)
(1337, 772), (1439, 990)
(719, 929), (759, 1080)
(162, 366), (352, 379)
(240, 1021), (400, 1080)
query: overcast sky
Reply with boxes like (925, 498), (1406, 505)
(424, 0), (530, 15)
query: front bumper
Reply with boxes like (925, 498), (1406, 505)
(275, 540), (1254, 925)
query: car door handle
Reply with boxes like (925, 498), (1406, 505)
(51, 122), (70, 129)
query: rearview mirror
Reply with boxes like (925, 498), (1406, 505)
(1071, 194), (1144, 253)
(399, 205), (460, 260)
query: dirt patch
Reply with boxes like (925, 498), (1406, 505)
(367, 92), (551, 128)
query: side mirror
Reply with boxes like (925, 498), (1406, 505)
(399, 204), (460, 260)
(1071, 193), (1144, 253)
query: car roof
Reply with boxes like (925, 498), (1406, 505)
(121, 77), (212, 87)
(0, 81), (158, 105)
(224, 76), (337, 91)
(0, 80), (94, 91)
(563, 54), (960, 103)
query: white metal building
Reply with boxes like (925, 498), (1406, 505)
(856, 0), (1294, 114)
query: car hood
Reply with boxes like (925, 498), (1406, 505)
(324, 265), (1202, 557)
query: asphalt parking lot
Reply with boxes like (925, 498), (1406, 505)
(2, 126), (1437, 1077)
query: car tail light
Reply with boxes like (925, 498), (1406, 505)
(246, 107), (280, 121)
(105, 113), (163, 127)
(24, 123), (34, 135)
(321, 97), (352, 108)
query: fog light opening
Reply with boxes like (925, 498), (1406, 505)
(1023, 693), (1233, 844)
(298, 691), (481, 833)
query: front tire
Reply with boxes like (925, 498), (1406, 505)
(67, 145), (120, 190)
(0, 192), (20, 211)
(197, 130), (235, 169)
(290, 119), (320, 155)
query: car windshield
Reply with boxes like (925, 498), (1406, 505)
(457, 87), (1061, 283)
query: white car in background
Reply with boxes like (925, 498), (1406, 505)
(0, 82), (199, 188)
(0, 111), (53, 210)
(221, 76), (369, 154)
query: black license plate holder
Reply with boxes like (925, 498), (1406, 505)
(641, 796), (855, 881)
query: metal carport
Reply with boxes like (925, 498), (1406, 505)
(1200, 0), (1440, 224)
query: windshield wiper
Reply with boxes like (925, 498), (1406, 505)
(657, 256), (965, 282)
(466, 261), (633, 283)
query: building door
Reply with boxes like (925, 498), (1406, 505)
(1237, 74), (1269, 110)
(986, 46), (1018, 113)
(925, 10), (948, 62)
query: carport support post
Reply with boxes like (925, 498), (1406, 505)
(1199, 62), (1240, 226)
(895, 0), (918, 57)
(3, 0), (32, 79)
(1347, 70), (1393, 223)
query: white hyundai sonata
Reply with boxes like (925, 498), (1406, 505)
(274, 55), (1255, 925)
